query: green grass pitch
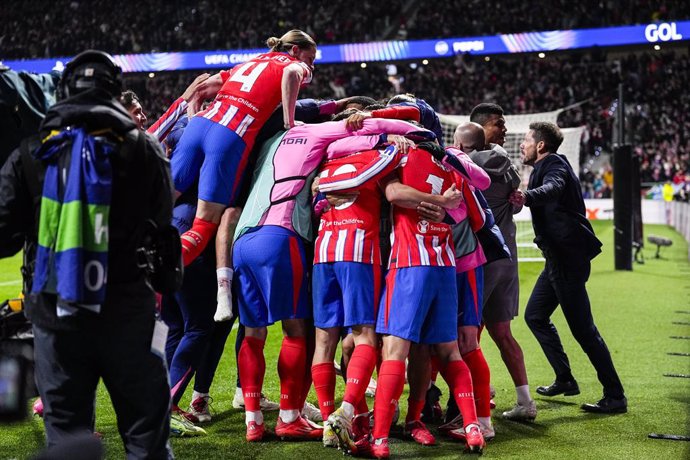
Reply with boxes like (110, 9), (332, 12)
(0, 221), (688, 459)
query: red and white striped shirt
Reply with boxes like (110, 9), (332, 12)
(198, 52), (312, 147)
(147, 97), (188, 143)
(315, 146), (401, 265)
(389, 147), (457, 268)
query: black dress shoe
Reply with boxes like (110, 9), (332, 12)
(536, 380), (580, 397)
(581, 397), (627, 414)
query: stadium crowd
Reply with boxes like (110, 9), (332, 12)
(401, 0), (688, 40)
(3, 1), (688, 196)
(1, 1), (688, 59)
(119, 49), (690, 197)
(0, 0), (405, 59)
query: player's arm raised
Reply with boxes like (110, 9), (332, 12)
(281, 63), (307, 129)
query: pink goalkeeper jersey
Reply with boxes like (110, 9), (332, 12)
(257, 118), (429, 234)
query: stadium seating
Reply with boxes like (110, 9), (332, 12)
(1, 1), (687, 59)
(1, 1), (687, 195)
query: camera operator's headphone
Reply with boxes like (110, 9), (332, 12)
(59, 50), (123, 99)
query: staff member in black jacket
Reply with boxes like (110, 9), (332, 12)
(0, 50), (175, 457)
(510, 122), (626, 414)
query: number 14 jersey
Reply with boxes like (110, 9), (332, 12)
(390, 148), (457, 268)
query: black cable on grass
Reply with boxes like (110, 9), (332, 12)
(648, 434), (690, 442)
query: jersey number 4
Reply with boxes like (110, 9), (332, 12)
(229, 62), (269, 92)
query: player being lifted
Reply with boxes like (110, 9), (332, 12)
(170, 30), (316, 313)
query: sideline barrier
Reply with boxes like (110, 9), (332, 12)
(514, 199), (690, 261)
(670, 201), (690, 260)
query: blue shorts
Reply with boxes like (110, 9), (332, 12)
(312, 262), (382, 329)
(170, 116), (250, 205)
(457, 266), (484, 327)
(377, 266), (458, 344)
(233, 226), (311, 328)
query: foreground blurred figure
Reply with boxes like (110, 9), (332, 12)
(0, 50), (175, 458)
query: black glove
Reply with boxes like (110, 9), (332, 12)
(417, 141), (446, 161)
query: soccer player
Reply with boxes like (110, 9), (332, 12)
(469, 103), (537, 420)
(310, 125), (456, 454)
(170, 29), (317, 270)
(166, 98), (356, 430)
(345, 93), (445, 144)
(370, 142), (487, 457)
(120, 72), (210, 139)
(233, 116), (426, 442)
(437, 122), (494, 441)
(312, 144), (398, 453)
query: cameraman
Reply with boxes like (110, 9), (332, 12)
(0, 50), (174, 458)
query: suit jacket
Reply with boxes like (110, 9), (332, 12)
(525, 153), (602, 263)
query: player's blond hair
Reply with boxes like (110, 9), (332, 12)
(266, 30), (316, 52)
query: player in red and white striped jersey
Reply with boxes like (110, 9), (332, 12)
(119, 73), (211, 144)
(371, 142), (486, 455)
(314, 145), (401, 266)
(387, 148), (457, 268)
(170, 30), (316, 273)
(311, 145), (400, 453)
(311, 132), (463, 454)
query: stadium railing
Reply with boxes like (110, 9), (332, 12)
(670, 201), (690, 260)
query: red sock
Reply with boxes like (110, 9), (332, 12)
(300, 333), (315, 407)
(311, 362), (336, 420)
(462, 348), (492, 417)
(441, 359), (478, 428)
(405, 398), (425, 424)
(238, 337), (266, 412)
(277, 336), (307, 410)
(430, 355), (441, 383)
(181, 217), (219, 266)
(356, 397), (369, 415)
(372, 360), (405, 439)
(375, 346), (383, 376)
(343, 344), (377, 406)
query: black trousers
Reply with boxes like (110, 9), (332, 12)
(524, 258), (625, 399)
(33, 284), (173, 459)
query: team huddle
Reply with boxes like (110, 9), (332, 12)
(129, 29), (534, 458)
(110, 28), (624, 459)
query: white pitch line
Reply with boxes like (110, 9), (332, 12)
(0, 280), (21, 286)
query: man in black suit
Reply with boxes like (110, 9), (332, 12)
(510, 122), (626, 414)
